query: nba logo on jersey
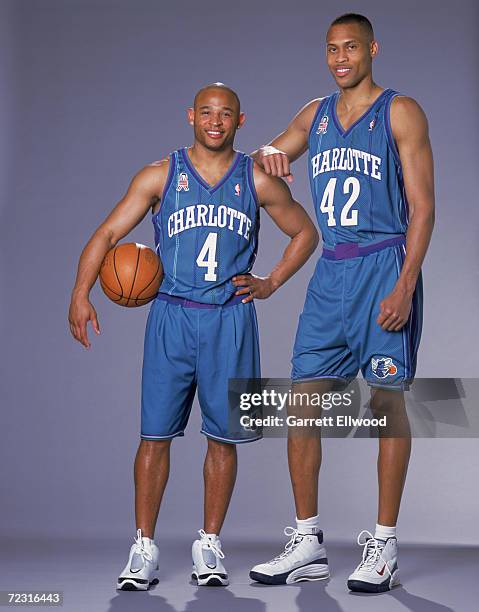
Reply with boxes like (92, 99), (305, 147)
(235, 183), (241, 196)
(316, 115), (329, 134)
(177, 172), (189, 192)
(371, 357), (398, 379)
(369, 118), (376, 131)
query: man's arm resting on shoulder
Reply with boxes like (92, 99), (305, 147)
(232, 164), (319, 303)
(251, 99), (320, 182)
(377, 97), (435, 331)
(68, 160), (168, 348)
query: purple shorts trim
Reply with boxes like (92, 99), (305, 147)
(156, 292), (244, 309)
(322, 236), (406, 260)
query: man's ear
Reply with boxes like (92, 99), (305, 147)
(187, 107), (194, 125)
(237, 112), (246, 129)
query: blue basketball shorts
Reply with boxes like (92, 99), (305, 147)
(141, 293), (262, 443)
(292, 238), (423, 389)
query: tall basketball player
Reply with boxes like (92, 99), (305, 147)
(249, 14), (434, 592)
(68, 83), (318, 589)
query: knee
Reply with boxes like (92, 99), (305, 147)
(139, 439), (172, 457)
(206, 438), (237, 459)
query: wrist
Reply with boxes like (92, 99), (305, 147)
(268, 275), (282, 293)
(72, 286), (90, 301)
(396, 277), (416, 297)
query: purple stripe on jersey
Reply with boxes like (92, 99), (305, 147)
(322, 236), (406, 260)
(308, 97), (329, 140)
(156, 292), (244, 309)
(384, 93), (401, 165)
(152, 151), (177, 222)
(246, 156), (260, 207)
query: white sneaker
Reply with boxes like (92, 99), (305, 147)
(250, 526), (330, 585)
(117, 529), (160, 591)
(347, 530), (401, 593)
(191, 530), (229, 586)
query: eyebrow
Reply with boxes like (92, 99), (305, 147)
(327, 39), (359, 45)
(198, 105), (235, 111)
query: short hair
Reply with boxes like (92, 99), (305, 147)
(329, 13), (374, 41)
(194, 83), (241, 112)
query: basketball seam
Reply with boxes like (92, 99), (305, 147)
(100, 278), (123, 299)
(126, 247), (142, 307)
(135, 260), (161, 303)
(113, 249), (124, 297)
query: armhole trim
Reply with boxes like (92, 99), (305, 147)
(246, 156), (260, 208)
(162, 151), (176, 198)
(385, 94), (401, 166)
(308, 97), (329, 141)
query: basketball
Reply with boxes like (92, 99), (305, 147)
(99, 243), (163, 307)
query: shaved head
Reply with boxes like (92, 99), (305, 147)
(194, 82), (241, 113)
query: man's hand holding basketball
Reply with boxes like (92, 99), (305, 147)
(233, 274), (276, 303)
(68, 294), (101, 349)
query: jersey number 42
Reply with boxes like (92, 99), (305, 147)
(320, 177), (360, 226)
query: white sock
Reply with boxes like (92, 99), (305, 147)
(374, 523), (396, 541)
(296, 514), (320, 535)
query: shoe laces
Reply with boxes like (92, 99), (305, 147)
(356, 530), (390, 575)
(270, 527), (304, 564)
(198, 529), (225, 559)
(133, 528), (153, 563)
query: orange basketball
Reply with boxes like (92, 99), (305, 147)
(99, 243), (163, 307)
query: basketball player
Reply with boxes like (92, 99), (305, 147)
(68, 83), (318, 589)
(249, 14), (434, 592)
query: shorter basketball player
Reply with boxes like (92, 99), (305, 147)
(68, 83), (318, 589)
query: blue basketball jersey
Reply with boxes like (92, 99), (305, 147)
(308, 89), (407, 247)
(152, 148), (259, 305)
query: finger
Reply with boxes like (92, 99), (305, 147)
(381, 314), (400, 331)
(391, 319), (406, 332)
(241, 293), (255, 303)
(91, 313), (101, 335)
(71, 323), (81, 343)
(73, 324), (87, 348)
(262, 155), (273, 175)
(232, 275), (252, 285)
(235, 286), (254, 296)
(281, 154), (290, 177)
(376, 311), (388, 326)
(79, 321), (90, 348)
(269, 154), (281, 176)
(285, 174), (294, 183)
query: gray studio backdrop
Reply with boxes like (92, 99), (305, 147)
(2, 0), (478, 545)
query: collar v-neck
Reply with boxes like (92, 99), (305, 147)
(332, 88), (390, 137)
(181, 147), (240, 193)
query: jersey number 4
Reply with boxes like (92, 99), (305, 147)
(320, 177), (360, 226)
(196, 232), (218, 281)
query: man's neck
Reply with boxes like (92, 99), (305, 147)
(189, 142), (235, 168)
(338, 76), (382, 110)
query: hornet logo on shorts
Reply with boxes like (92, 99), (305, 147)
(177, 172), (189, 192)
(371, 357), (398, 379)
(316, 115), (329, 134)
